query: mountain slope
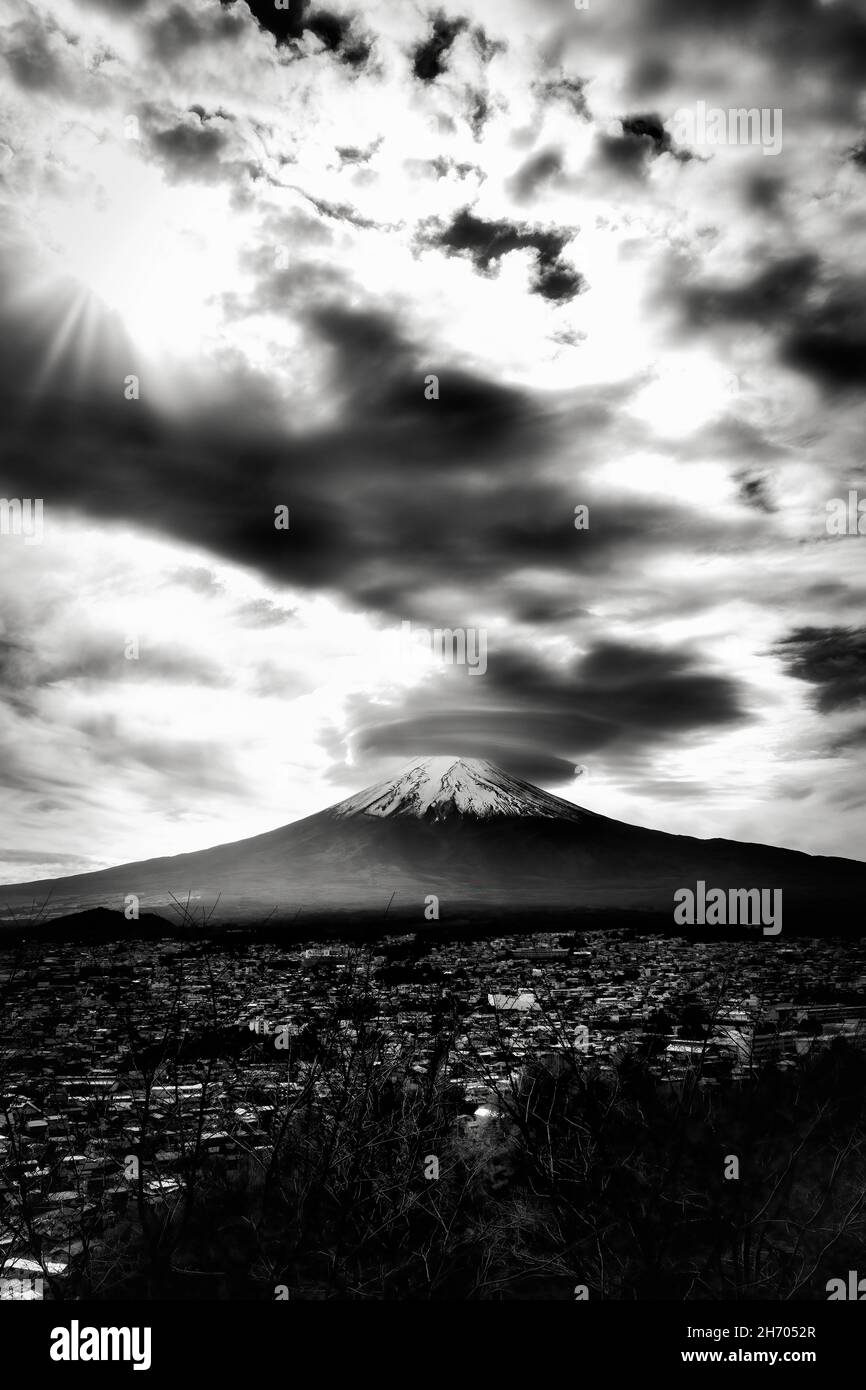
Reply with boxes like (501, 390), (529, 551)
(2, 756), (864, 926)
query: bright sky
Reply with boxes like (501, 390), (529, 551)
(1, 0), (865, 880)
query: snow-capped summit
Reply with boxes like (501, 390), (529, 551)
(4, 750), (865, 926)
(327, 755), (592, 823)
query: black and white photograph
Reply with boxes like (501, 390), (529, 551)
(1, 0), (865, 1366)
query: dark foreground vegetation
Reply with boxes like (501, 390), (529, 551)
(3, 946), (864, 1301)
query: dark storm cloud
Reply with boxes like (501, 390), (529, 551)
(594, 131), (649, 178)
(680, 254), (820, 329)
(646, 0), (866, 104)
(0, 291), (541, 602)
(0, 281), (753, 641)
(4, 0), (862, 862)
(409, 13), (499, 136)
(596, 114), (692, 178)
(417, 207), (585, 301)
(306, 13), (371, 67)
(229, 0), (304, 45)
(628, 56), (673, 101)
(230, 0), (372, 67)
(507, 148), (564, 204)
(148, 116), (234, 183)
(621, 114), (672, 153)
(137, 105), (269, 190)
(783, 306), (866, 390)
(829, 723), (866, 752)
(533, 75), (589, 120)
(742, 172), (785, 213)
(344, 638), (748, 780)
(598, 0), (866, 161)
(533, 262), (585, 303)
(773, 626), (866, 713)
(677, 251), (866, 392)
(412, 12), (468, 81)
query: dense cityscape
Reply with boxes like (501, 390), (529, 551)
(3, 927), (865, 1300)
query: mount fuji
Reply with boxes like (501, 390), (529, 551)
(2, 756), (865, 929)
(327, 756), (593, 823)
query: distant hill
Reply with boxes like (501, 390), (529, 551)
(0, 906), (176, 942)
